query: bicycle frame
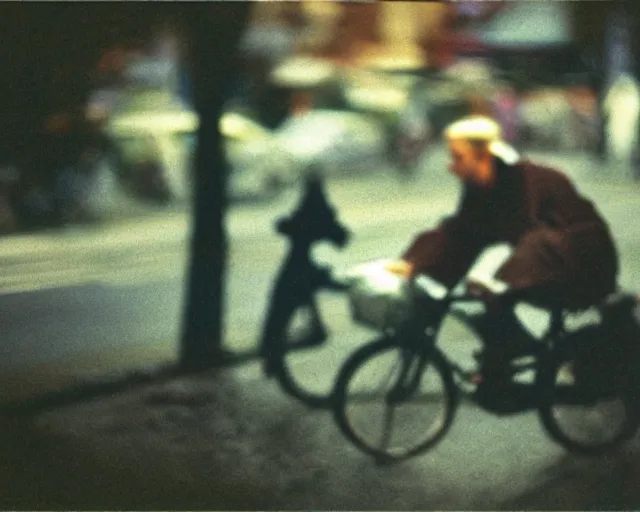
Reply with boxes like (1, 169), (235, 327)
(259, 174), (350, 408)
(391, 281), (575, 415)
(261, 251), (347, 359)
(260, 175), (349, 361)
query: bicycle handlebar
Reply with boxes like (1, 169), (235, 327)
(322, 260), (502, 312)
(325, 273), (351, 291)
(410, 274), (486, 307)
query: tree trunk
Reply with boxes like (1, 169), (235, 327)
(180, 3), (251, 369)
(0, 2), (252, 369)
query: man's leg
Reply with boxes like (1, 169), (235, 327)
(466, 285), (518, 380)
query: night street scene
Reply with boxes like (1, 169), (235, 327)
(3, 1), (640, 510)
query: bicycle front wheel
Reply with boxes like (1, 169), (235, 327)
(333, 337), (458, 462)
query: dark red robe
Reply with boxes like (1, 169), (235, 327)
(402, 158), (618, 309)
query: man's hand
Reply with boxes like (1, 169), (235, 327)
(384, 260), (415, 278)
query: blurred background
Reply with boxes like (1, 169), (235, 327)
(2, 0), (638, 230)
(1, 1), (640, 400)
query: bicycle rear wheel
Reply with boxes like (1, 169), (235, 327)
(538, 351), (640, 455)
(333, 336), (458, 462)
(263, 299), (336, 409)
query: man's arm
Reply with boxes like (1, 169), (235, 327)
(388, 212), (483, 287)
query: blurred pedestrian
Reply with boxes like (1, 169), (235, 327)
(602, 72), (640, 178)
(492, 82), (520, 145)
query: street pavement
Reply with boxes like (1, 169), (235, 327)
(1, 362), (639, 510)
(1, 146), (638, 393)
(1, 147), (640, 508)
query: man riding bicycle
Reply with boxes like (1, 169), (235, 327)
(387, 115), (619, 381)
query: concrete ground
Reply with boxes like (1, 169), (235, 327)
(1, 361), (640, 510)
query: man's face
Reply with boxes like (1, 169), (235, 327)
(447, 138), (485, 183)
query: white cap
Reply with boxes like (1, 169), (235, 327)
(488, 140), (520, 165)
(445, 116), (502, 141)
(445, 115), (520, 165)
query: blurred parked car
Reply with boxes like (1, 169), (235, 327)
(222, 109), (387, 200)
(221, 111), (296, 200)
(105, 89), (197, 203)
(275, 109), (387, 175)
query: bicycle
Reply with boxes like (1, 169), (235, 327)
(259, 174), (350, 409)
(333, 272), (640, 463)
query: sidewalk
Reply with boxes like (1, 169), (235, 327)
(2, 357), (640, 510)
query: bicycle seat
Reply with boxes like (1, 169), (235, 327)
(500, 287), (634, 334)
(597, 291), (638, 323)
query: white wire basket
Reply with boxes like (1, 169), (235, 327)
(345, 259), (415, 331)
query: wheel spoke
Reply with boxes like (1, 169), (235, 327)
(379, 357), (403, 392)
(379, 403), (396, 452)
